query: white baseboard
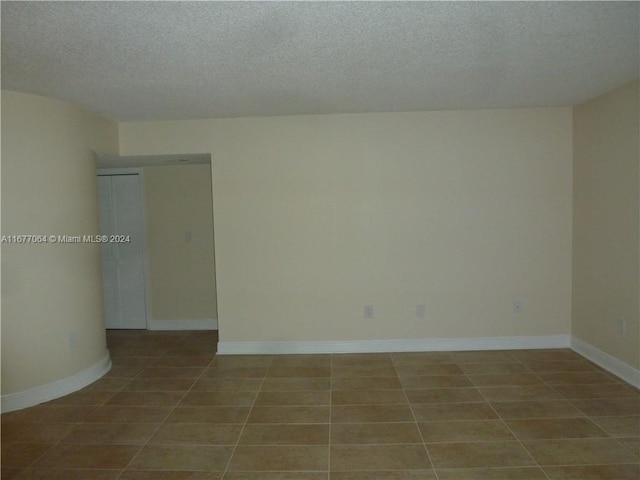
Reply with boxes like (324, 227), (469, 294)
(571, 336), (640, 388)
(217, 334), (571, 355)
(1, 352), (112, 413)
(147, 318), (218, 331)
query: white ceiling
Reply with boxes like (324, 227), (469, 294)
(2, 1), (638, 122)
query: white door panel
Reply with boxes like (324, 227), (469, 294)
(98, 173), (147, 329)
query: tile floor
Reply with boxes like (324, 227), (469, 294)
(2, 330), (639, 479)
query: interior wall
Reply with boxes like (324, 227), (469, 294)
(1, 90), (118, 395)
(142, 164), (217, 323)
(573, 80), (640, 369)
(120, 107), (573, 344)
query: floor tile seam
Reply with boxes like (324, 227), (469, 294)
(390, 356), (441, 480)
(220, 357), (273, 478)
(475, 380), (553, 480)
(113, 350), (217, 479)
(611, 437), (640, 460)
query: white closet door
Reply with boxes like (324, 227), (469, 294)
(98, 174), (147, 329)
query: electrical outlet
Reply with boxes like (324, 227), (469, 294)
(416, 304), (426, 318)
(513, 300), (522, 313)
(69, 332), (78, 348)
(364, 305), (374, 320)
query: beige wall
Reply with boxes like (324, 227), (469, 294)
(120, 108), (573, 343)
(1, 91), (118, 394)
(573, 81), (640, 369)
(143, 164), (217, 322)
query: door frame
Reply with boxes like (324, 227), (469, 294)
(97, 167), (151, 329)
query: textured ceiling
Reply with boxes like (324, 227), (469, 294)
(2, 1), (638, 121)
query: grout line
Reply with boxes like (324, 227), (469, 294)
(391, 353), (441, 480)
(219, 355), (273, 479)
(476, 358), (553, 480)
(113, 333), (218, 479)
(328, 354), (332, 480)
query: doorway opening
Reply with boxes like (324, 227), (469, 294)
(95, 153), (218, 341)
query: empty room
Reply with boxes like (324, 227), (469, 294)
(1, 1), (639, 479)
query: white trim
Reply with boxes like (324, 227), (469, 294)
(571, 336), (640, 388)
(217, 334), (570, 355)
(1, 352), (112, 413)
(147, 318), (218, 331)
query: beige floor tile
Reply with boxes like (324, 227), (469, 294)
(61, 423), (157, 444)
(523, 360), (598, 373)
(412, 403), (498, 422)
(179, 391), (257, 406)
(124, 378), (196, 391)
(149, 423), (243, 445)
(536, 371), (622, 385)
(12, 405), (96, 423)
(261, 377), (330, 391)
(331, 390), (407, 405)
(594, 415), (639, 437)
(427, 441), (536, 468)
(479, 385), (563, 401)
(1, 423), (73, 443)
(269, 354), (331, 367)
(191, 378), (263, 392)
(238, 424), (329, 445)
(166, 406), (251, 424)
(201, 367), (268, 378)
(227, 445), (328, 471)
(209, 355), (273, 368)
(6, 332), (638, 477)
(331, 422), (422, 444)
(14, 468), (122, 479)
(45, 390), (116, 406)
(106, 391), (186, 406)
(332, 404), (414, 423)
(617, 437), (640, 457)
(522, 438), (639, 465)
(419, 420), (515, 442)
(1, 443), (53, 469)
(254, 390), (330, 406)
(506, 417), (608, 440)
(32, 444), (140, 469)
(458, 363), (529, 374)
(137, 367), (205, 378)
(391, 352), (455, 365)
(120, 471), (221, 480)
(436, 467), (547, 479)
(332, 376), (403, 390)
(571, 398), (640, 416)
(449, 351), (515, 363)
(332, 354), (393, 366)
(330, 444), (431, 470)
(267, 366), (331, 377)
(405, 388), (484, 405)
(490, 399), (584, 419)
(127, 445), (232, 471)
(150, 356), (214, 368)
(400, 375), (473, 389)
(83, 405), (172, 423)
(223, 473), (326, 480)
(394, 364), (464, 376)
(543, 464), (640, 479)
(247, 405), (330, 424)
(554, 383), (640, 399)
(468, 373), (543, 387)
(509, 349), (581, 362)
(330, 471), (436, 479)
(332, 365), (398, 377)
